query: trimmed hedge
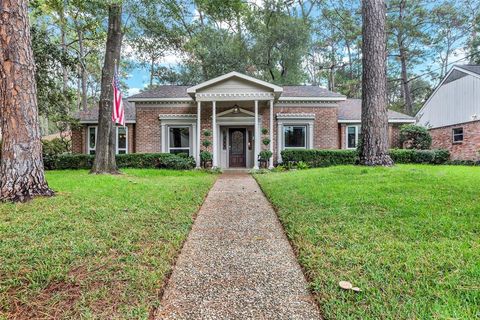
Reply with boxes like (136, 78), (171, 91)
(53, 153), (196, 170)
(281, 149), (358, 167)
(280, 148), (450, 167)
(389, 149), (450, 164)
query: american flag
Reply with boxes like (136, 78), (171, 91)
(112, 64), (125, 126)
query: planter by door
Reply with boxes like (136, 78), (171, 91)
(229, 128), (246, 167)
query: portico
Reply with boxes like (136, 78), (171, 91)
(186, 72), (282, 169)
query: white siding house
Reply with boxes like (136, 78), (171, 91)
(416, 65), (480, 161)
(417, 65), (480, 129)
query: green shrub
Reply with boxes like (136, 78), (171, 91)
(200, 151), (212, 168)
(281, 149), (358, 167)
(389, 149), (450, 164)
(54, 153), (195, 170)
(282, 148), (450, 168)
(262, 138), (271, 146)
(296, 161), (310, 170)
(200, 151), (212, 162)
(271, 165), (287, 172)
(400, 124), (432, 149)
(259, 150), (273, 160)
(56, 154), (94, 169)
(446, 159), (480, 166)
(42, 138), (71, 169)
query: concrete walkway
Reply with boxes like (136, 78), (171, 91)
(156, 172), (321, 319)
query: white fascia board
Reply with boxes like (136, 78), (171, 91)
(278, 96), (346, 102)
(127, 97), (193, 102)
(186, 71), (283, 93)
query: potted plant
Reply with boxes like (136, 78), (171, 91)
(200, 150), (213, 168)
(259, 150), (273, 168)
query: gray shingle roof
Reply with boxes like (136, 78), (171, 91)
(127, 85), (344, 99)
(281, 86), (345, 98)
(456, 64), (480, 76)
(77, 100), (135, 122)
(128, 85), (190, 99)
(338, 99), (414, 121)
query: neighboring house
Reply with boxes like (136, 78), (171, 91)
(417, 65), (480, 160)
(72, 71), (414, 169)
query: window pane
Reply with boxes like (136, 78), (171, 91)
(89, 127), (96, 149)
(284, 126), (306, 148)
(117, 127), (127, 149)
(347, 127), (356, 148)
(169, 127), (190, 148)
(453, 128), (463, 142)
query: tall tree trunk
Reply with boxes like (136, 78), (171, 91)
(0, 0), (54, 202)
(150, 56), (154, 87)
(399, 49), (413, 115)
(360, 0), (393, 166)
(90, 4), (123, 174)
(77, 28), (88, 111)
(60, 10), (68, 93)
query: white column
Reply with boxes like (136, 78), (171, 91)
(269, 99), (274, 169)
(277, 122), (283, 163)
(196, 101), (201, 168)
(308, 123), (314, 149)
(254, 100), (259, 169)
(212, 101), (218, 168)
(161, 123), (166, 153)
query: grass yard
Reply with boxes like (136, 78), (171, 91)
(0, 169), (216, 319)
(255, 165), (480, 320)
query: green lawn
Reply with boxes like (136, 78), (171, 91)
(0, 169), (216, 319)
(255, 165), (480, 320)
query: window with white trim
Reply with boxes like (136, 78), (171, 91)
(452, 127), (463, 143)
(116, 126), (128, 154)
(346, 125), (361, 149)
(168, 126), (191, 155)
(284, 125), (306, 148)
(88, 126), (97, 155)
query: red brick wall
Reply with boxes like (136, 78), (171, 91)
(71, 126), (86, 154)
(136, 104), (196, 153)
(339, 123), (403, 149)
(429, 120), (480, 160)
(135, 103), (339, 163)
(274, 106), (339, 150)
(71, 124), (136, 154)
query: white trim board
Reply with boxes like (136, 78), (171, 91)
(187, 71), (283, 94)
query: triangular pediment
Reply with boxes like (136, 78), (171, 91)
(217, 107), (254, 118)
(187, 72), (283, 98)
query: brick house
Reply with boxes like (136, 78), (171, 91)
(73, 71), (414, 169)
(417, 65), (480, 160)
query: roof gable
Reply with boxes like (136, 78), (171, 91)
(416, 65), (480, 119)
(186, 71), (283, 97)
